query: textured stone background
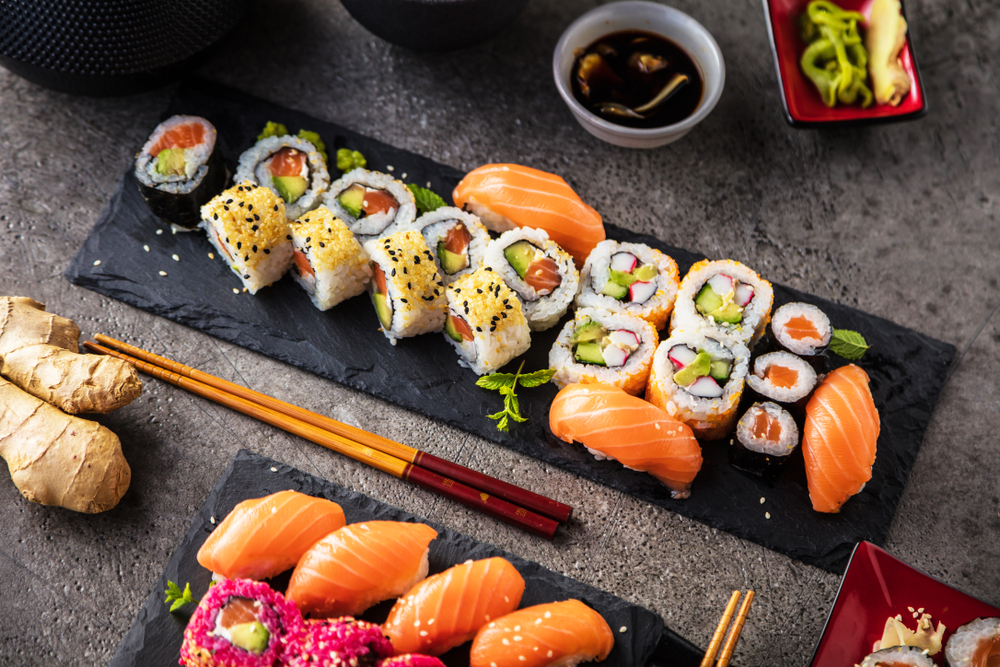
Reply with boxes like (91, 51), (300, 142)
(0, 0), (998, 665)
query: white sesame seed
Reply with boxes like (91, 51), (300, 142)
(514, 626), (520, 632)
(270, 467), (277, 472)
(93, 260), (101, 266)
(158, 270), (167, 276)
(504, 596), (509, 603)
(654, 423), (660, 429)
(143, 244), (150, 252)
(419, 631), (428, 637)
(544, 612), (551, 619)
(765, 512), (771, 519)
(172, 254), (180, 262)
(908, 607), (915, 612)
(760, 497), (766, 504)
(534, 619), (542, 625)
(502, 639), (510, 646)
(620, 626), (628, 633)
(514, 636), (522, 642)
(414, 620), (420, 627)
(428, 619), (435, 625)
(426, 181), (432, 188)
(210, 516), (215, 524)
(232, 288), (239, 294)
(156, 229), (163, 235)
(387, 165), (394, 171)
(518, 657), (525, 662)
(487, 622), (494, 628)
(547, 651), (553, 658)
(918, 608), (925, 613)
(401, 173), (407, 179)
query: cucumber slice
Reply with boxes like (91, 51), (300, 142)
(574, 341), (606, 366)
(695, 284), (723, 315)
(709, 359), (731, 381)
(609, 269), (637, 287)
(600, 280), (629, 300)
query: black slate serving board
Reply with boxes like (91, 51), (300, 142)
(110, 450), (701, 667)
(66, 79), (956, 574)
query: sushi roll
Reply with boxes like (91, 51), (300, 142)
(484, 228), (580, 332)
(134, 115), (226, 229)
(730, 402), (800, 476)
(944, 617), (1000, 667)
(364, 230), (447, 344)
(469, 600), (614, 667)
(288, 208), (372, 310)
(670, 259), (774, 348)
(745, 351), (818, 407)
(324, 168), (417, 243)
(180, 578), (304, 667)
(576, 240), (680, 330)
(380, 656), (446, 667)
(200, 182), (293, 294)
(549, 308), (658, 396)
(287, 618), (394, 667)
(646, 330), (751, 440)
(858, 646), (935, 667)
(771, 302), (832, 357)
(235, 134), (330, 220)
(405, 206), (490, 285)
(443, 268), (531, 376)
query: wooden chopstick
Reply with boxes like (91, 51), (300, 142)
(699, 590), (742, 667)
(716, 590), (754, 667)
(92, 333), (572, 524)
(84, 340), (560, 539)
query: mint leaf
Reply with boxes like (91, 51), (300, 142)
(257, 121), (289, 141)
(164, 580), (197, 612)
(829, 329), (870, 360)
(336, 148), (367, 172)
(518, 368), (556, 388)
(476, 373), (516, 391)
(297, 130), (327, 163)
(408, 184), (447, 214)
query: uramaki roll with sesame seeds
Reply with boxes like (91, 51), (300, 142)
(443, 268), (531, 375)
(364, 230), (447, 344)
(288, 208), (371, 311)
(200, 182), (293, 294)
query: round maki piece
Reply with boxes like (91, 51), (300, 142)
(945, 617), (1000, 667)
(730, 401), (799, 476)
(858, 645), (936, 667)
(745, 351), (818, 407)
(324, 168), (417, 244)
(771, 302), (833, 357)
(235, 135), (330, 220)
(405, 207), (490, 285)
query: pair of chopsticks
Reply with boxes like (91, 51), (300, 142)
(699, 590), (755, 667)
(84, 334), (572, 539)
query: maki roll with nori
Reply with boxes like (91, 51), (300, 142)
(746, 351), (818, 408)
(858, 646), (936, 667)
(405, 207), (490, 285)
(549, 307), (658, 395)
(484, 228), (579, 332)
(287, 618), (394, 667)
(134, 115), (226, 228)
(324, 169), (417, 244)
(235, 135), (330, 220)
(945, 617), (1000, 667)
(180, 578), (304, 667)
(730, 402), (799, 476)
(576, 240), (680, 330)
(289, 208), (371, 310)
(444, 268), (531, 375)
(771, 302), (832, 357)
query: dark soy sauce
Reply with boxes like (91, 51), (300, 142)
(571, 30), (704, 129)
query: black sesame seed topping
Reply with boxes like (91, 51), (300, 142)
(237, 242), (242, 249)
(226, 199), (233, 204)
(254, 214), (260, 221)
(264, 249), (270, 254)
(476, 326), (482, 332)
(400, 298), (407, 303)
(287, 234), (292, 240)
(414, 257), (421, 264)
(319, 242), (325, 248)
(239, 202), (244, 207)
(244, 274), (250, 279)
(274, 204), (279, 211)
(248, 204), (253, 211)
(251, 225), (258, 232)
(391, 268), (396, 276)
(306, 237), (311, 243)
(213, 213), (219, 220)
(501, 312), (507, 318)
(244, 255), (249, 261)
(407, 282), (411, 289)
(224, 205), (229, 211)
(477, 289), (483, 294)
(252, 245), (258, 253)
(465, 307), (469, 314)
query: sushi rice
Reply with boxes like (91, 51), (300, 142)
(235, 135), (330, 220)
(324, 168), (417, 243)
(288, 208), (371, 311)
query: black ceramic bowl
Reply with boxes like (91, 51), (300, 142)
(339, 0), (530, 52)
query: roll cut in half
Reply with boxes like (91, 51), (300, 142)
(576, 240), (679, 330)
(771, 302), (832, 357)
(235, 135), (330, 220)
(670, 259), (774, 348)
(364, 230), (447, 344)
(406, 207), (490, 285)
(646, 330), (751, 440)
(549, 307), (658, 395)
(731, 402), (800, 476)
(200, 182), (293, 294)
(324, 168), (417, 243)
(484, 228), (579, 331)
(288, 208), (371, 310)
(135, 115), (227, 228)
(944, 617), (1000, 667)
(746, 351), (818, 406)
(444, 268), (531, 376)
(858, 646), (936, 667)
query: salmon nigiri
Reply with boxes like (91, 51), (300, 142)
(383, 557), (525, 656)
(286, 521), (438, 618)
(549, 383), (704, 499)
(452, 164), (605, 267)
(197, 490), (346, 580)
(802, 364), (881, 513)
(470, 600), (614, 667)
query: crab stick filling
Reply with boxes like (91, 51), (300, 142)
(694, 274), (755, 324)
(667, 344), (732, 398)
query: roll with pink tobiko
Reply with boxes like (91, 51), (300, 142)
(286, 617), (394, 667)
(378, 655), (446, 667)
(180, 578), (304, 667)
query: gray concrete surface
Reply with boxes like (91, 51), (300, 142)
(0, 0), (998, 665)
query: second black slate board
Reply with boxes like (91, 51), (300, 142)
(109, 450), (701, 667)
(66, 79), (956, 574)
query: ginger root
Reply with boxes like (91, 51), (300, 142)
(0, 376), (131, 512)
(866, 0), (911, 106)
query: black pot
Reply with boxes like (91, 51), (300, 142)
(0, 0), (249, 96)
(339, 0), (530, 52)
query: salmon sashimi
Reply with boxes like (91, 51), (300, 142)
(383, 557), (525, 656)
(469, 600), (614, 667)
(196, 490), (346, 580)
(802, 364), (880, 513)
(268, 147), (307, 177)
(286, 521), (438, 618)
(550, 383), (703, 499)
(148, 121), (207, 156)
(452, 164), (605, 266)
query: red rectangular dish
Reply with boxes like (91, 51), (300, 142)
(763, 0), (928, 127)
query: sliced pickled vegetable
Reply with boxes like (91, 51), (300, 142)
(695, 284), (723, 314)
(633, 263), (658, 281)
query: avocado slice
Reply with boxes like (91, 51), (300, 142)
(229, 621), (270, 654)
(633, 263), (658, 281)
(600, 280), (629, 300)
(574, 341), (606, 366)
(437, 241), (468, 275)
(504, 240), (535, 279)
(695, 284), (723, 315)
(710, 302), (743, 324)
(338, 184), (365, 218)
(673, 352), (712, 386)
(709, 359), (731, 381)
(444, 315), (463, 342)
(273, 175), (308, 204)
(571, 320), (606, 344)
(373, 292), (392, 329)
(609, 269), (637, 287)
(154, 148), (186, 176)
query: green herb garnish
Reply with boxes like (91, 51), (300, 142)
(477, 362), (556, 432)
(408, 184), (447, 214)
(257, 121), (289, 141)
(297, 130), (327, 163)
(829, 328), (870, 360)
(336, 148), (367, 172)
(164, 580), (198, 613)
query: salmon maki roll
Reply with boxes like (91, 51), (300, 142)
(802, 364), (881, 513)
(286, 521), (439, 618)
(470, 600), (614, 667)
(197, 490), (346, 581)
(549, 383), (703, 499)
(383, 557), (525, 656)
(452, 164), (605, 267)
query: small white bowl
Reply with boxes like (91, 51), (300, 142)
(552, 1), (726, 149)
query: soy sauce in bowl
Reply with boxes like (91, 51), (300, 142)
(571, 30), (704, 129)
